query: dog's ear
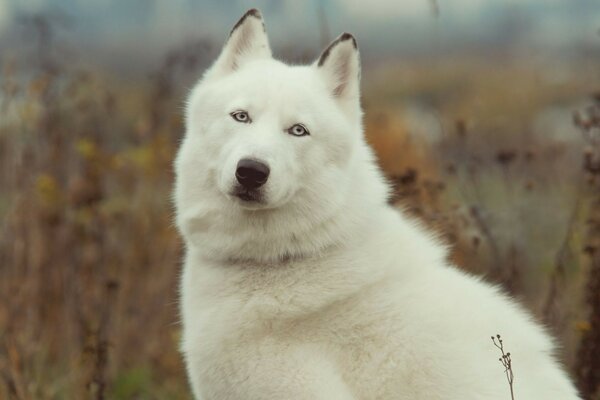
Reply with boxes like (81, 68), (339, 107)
(315, 33), (361, 105)
(208, 9), (271, 78)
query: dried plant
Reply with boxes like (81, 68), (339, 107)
(574, 94), (600, 400)
(492, 334), (515, 400)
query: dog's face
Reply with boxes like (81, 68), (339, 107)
(184, 58), (357, 210)
(175, 9), (364, 253)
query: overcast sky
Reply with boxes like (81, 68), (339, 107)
(1, 0), (598, 71)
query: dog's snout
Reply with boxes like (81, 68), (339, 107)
(235, 159), (270, 189)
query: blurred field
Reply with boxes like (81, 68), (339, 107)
(1, 16), (600, 400)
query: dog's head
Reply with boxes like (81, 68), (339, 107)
(175, 9), (386, 261)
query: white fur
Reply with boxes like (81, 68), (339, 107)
(174, 9), (581, 400)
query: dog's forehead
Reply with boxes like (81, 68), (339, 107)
(233, 59), (319, 94)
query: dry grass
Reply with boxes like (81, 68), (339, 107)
(0, 19), (599, 399)
(0, 41), (191, 399)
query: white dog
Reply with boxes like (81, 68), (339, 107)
(174, 9), (581, 400)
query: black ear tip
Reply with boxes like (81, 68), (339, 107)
(340, 32), (357, 49)
(245, 8), (263, 19)
(317, 32), (359, 67)
(230, 9), (265, 37)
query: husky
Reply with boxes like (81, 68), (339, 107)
(174, 9), (582, 400)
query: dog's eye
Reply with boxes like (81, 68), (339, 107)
(231, 110), (251, 123)
(288, 124), (310, 137)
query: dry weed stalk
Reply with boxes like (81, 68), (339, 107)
(0, 12), (185, 398)
(574, 94), (600, 399)
(492, 334), (515, 400)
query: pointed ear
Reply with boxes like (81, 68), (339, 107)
(208, 9), (272, 78)
(315, 33), (361, 103)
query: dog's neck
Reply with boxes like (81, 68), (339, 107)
(187, 193), (378, 267)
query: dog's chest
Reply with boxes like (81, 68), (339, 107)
(182, 267), (413, 398)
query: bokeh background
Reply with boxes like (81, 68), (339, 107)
(1, 0), (599, 399)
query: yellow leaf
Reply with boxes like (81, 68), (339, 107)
(575, 321), (591, 332)
(35, 173), (60, 206)
(75, 138), (97, 160)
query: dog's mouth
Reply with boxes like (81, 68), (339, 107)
(228, 185), (285, 211)
(231, 187), (264, 204)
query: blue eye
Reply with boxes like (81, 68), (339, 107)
(288, 123), (310, 137)
(231, 110), (251, 123)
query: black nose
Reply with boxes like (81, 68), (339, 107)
(235, 159), (270, 189)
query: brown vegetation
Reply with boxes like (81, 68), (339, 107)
(0, 15), (599, 400)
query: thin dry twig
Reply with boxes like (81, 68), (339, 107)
(492, 334), (515, 400)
